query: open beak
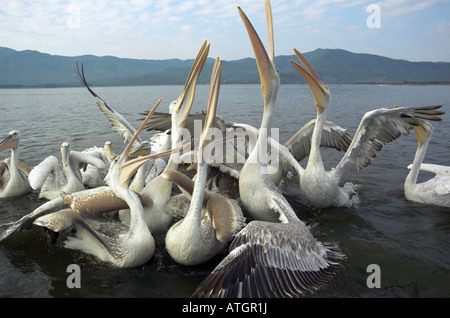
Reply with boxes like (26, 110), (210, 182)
(200, 57), (222, 151)
(412, 118), (432, 149)
(238, 1), (278, 109)
(121, 58), (223, 187)
(290, 48), (330, 115)
(119, 142), (191, 188)
(0, 133), (19, 153)
(129, 141), (151, 158)
(118, 98), (163, 166)
(175, 40), (210, 128)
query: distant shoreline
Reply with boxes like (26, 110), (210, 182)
(2, 82), (450, 89)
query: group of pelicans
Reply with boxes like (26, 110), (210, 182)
(1, 0), (449, 298)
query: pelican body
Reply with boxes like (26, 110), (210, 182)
(163, 59), (245, 266)
(119, 41), (210, 234)
(33, 100), (166, 268)
(0, 130), (32, 198)
(404, 120), (450, 207)
(80, 141), (115, 188)
(29, 142), (105, 200)
(237, 0), (281, 223)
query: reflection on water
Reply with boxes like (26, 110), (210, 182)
(0, 84), (449, 298)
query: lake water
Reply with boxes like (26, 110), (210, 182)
(0, 84), (449, 298)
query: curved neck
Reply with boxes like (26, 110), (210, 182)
(125, 189), (147, 236)
(405, 136), (430, 187)
(112, 179), (148, 239)
(71, 151), (105, 169)
(307, 111), (326, 169)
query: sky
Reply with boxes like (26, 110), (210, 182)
(1, 0), (449, 62)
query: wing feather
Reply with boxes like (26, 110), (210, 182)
(191, 215), (346, 298)
(333, 105), (444, 180)
(284, 119), (353, 162)
(75, 62), (141, 147)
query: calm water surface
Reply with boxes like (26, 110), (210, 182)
(0, 84), (449, 298)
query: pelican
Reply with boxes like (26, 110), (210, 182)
(192, 2), (346, 298)
(28, 142), (106, 200)
(33, 100), (169, 268)
(140, 110), (227, 154)
(228, 120), (352, 186)
(0, 102), (164, 244)
(290, 48), (445, 209)
(0, 130), (32, 198)
(161, 58), (245, 266)
(237, 0), (283, 223)
(118, 41), (210, 234)
(127, 141), (166, 193)
(404, 119), (450, 207)
(80, 141), (116, 188)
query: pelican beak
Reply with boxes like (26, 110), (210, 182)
(61, 143), (71, 168)
(104, 142), (115, 161)
(118, 98), (163, 164)
(129, 142), (151, 158)
(291, 48), (330, 115)
(175, 41), (210, 128)
(186, 163), (197, 171)
(412, 119), (432, 149)
(238, 2), (279, 109)
(119, 143), (191, 188)
(0, 132), (19, 153)
(200, 58), (222, 150)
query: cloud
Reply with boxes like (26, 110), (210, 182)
(377, 0), (440, 16)
(0, 0), (448, 61)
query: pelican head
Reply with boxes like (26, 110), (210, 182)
(104, 141), (115, 161)
(412, 119), (433, 149)
(0, 130), (20, 153)
(290, 48), (330, 115)
(129, 141), (151, 158)
(61, 142), (71, 168)
(169, 41), (210, 130)
(104, 97), (188, 189)
(238, 1), (280, 111)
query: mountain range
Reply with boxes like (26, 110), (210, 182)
(1, 46), (449, 88)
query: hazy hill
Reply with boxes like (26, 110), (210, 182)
(1, 46), (449, 87)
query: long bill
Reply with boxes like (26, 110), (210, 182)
(175, 41), (210, 128)
(119, 98), (163, 163)
(412, 118), (431, 149)
(119, 142), (191, 188)
(61, 143), (71, 168)
(0, 133), (18, 153)
(238, 4), (278, 109)
(202, 58), (222, 144)
(290, 49), (330, 114)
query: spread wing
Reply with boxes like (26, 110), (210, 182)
(75, 62), (141, 148)
(284, 119), (353, 162)
(332, 105), (444, 181)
